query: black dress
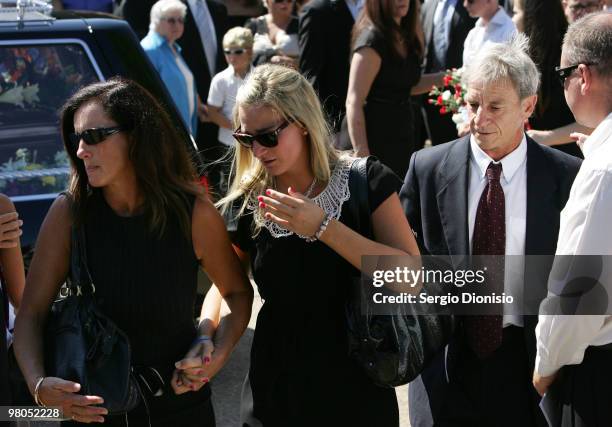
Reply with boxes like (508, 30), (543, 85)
(530, 68), (583, 158)
(354, 27), (422, 179)
(73, 191), (214, 426)
(234, 157), (401, 426)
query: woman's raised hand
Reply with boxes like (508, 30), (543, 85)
(37, 377), (107, 423)
(258, 188), (325, 238)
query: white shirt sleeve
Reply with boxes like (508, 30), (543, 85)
(535, 169), (612, 376)
(207, 73), (225, 108)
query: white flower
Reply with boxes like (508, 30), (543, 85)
(442, 90), (452, 101)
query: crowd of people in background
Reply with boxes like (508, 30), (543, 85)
(1, 0), (612, 426)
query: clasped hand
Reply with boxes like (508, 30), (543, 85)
(257, 188), (325, 238)
(172, 338), (215, 395)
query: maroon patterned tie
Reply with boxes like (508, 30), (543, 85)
(466, 162), (504, 359)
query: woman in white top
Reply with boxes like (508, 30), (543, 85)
(245, 0), (299, 68)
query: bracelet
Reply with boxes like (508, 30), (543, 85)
(306, 214), (332, 243)
(192, 335), (212, 346)
(33, 376), (47, 407)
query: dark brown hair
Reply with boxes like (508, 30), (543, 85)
(60, 77), (201, 238)
(522, 0), (568, 115)
(352, 0), (424, 61)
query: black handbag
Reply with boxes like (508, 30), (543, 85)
(345, 156), (456, 387)
(44, 225), (141, 414)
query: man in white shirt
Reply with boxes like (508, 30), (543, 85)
(462, 0), (517, 67)
(533, 12), (612, 426)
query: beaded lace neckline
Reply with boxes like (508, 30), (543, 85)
(247, 156), (358, 239)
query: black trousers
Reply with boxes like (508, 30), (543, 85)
(557, 345), (612, 427)
(437, 326), (545, 427)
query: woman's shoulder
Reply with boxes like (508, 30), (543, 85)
(354, 26), (384, 49)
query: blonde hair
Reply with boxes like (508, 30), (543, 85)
(217, 64), (339, 233)
(223, 27), (254, 49)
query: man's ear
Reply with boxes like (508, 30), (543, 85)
(522, 94), (538, 119)
(579, 64), (593, 95)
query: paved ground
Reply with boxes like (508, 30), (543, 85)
(211, 283), (410, 426)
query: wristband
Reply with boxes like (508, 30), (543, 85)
(306, 213), (332, 243)
(34, 376), (47, 407)
(192, 335), (212, 346)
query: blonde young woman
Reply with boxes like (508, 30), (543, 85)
(204, 64), (420, 426)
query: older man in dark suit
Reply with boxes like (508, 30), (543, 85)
(298, 0), (361, 133)
(400, 36), (581, 427)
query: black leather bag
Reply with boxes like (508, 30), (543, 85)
(44, 226), (141, 414)
(345, 156), (456, 388)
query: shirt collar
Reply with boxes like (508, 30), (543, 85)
(476, 6), (506, 28)
(582, 112), (612, 158)
(470, 133), (527, 183)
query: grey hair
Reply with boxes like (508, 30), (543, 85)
(464, 33), (540, 100)
(149, 0), (187, 32)
(563, 12), (612, 79)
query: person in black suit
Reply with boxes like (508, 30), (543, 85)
(400, 36), (581, 427)
(419, 0), (476, 146)
(178, 0), (229, 194)
(298, 0), (361, 133)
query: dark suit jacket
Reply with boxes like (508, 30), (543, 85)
(399, 135), (581, 425)
(421, 0), (476, 72)
(178, 0), (228, 151)
(298, 0), (355, 131)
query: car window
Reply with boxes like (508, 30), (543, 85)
(0, 42), (100, 200)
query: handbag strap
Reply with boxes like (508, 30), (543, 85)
(347, 156), (373, 239)
(67, 225), (96, 296)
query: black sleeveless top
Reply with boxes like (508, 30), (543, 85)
(84, 191), (199, 369)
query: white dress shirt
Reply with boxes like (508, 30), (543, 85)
(469, 135), (527, 327)
(188, 0), (218, 77)
(344, 0), (364, 20)
(462, 7), (516, 67)
(207, 65), (249, 146)
(535, 112), (612, 377)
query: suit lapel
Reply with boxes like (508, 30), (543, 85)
(422, 0), (437, 45)
(436, 136), (471, 256)
(524, 137), (558, 255)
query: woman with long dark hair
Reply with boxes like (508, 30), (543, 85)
(345, 0), (443, 178)
(14, 78), (252, 425)
(516, 0), (590, 156)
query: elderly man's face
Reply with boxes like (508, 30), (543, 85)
(563, 0), (603, 22)
(466, 79), (537, 160)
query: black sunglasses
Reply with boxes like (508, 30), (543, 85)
(554, 63), (595, 86)
(224, 48), (246, 55)
(232, 121), (291, 148)
(273, 0), (293, 3)
(69, 126), (126, 147)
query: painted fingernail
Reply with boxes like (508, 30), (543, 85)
(265, 189), (271, 195)
(202, 377), (209, 383)
(195, 369), (203, 375)
(259, 202), (266, 208)
(204, 357), (210, 364)
(257, 196), (263, 202)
